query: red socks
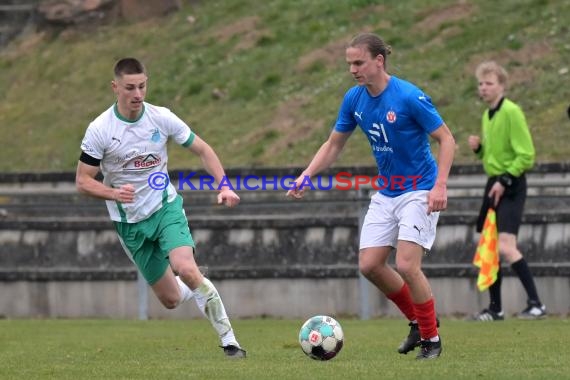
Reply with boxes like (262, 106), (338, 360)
(387, 284), (439, 340)
(414, 298), (438, 340)
(386, 283), (416, 321)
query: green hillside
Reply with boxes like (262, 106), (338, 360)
(1, 0), (569, 172)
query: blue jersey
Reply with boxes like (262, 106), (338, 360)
(334, 76), (444, 197)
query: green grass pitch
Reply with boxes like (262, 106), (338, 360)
(0, 318), (568, 379)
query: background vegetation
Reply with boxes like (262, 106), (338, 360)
(0, 0), (569, 172)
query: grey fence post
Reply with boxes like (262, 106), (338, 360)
(358, 189), (371, 320)
(137, 271), (148, 320)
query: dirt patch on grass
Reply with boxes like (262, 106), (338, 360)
(465, 40), (553, 85)
(242, 96), (325, 157)
(233, 28), (268, 51)
(268, 97), (321, 149)
(500, 40), (552, 65)
(212, 16), (259, 42)
(414, 2), (476, 32)
(210, 16), (269, 52)
(423, 25), (463, 49)
(297, 5), (391, 73)
(296, 38), (349, 72)
(296, 23), (393, 73)
(350, 4), (388, 23)
(0, 31), (47, 60)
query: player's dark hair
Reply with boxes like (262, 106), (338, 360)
(114, 58), (146, 78)
(349, 33), (392, 65)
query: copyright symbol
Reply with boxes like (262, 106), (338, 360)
(148, 172), (169, 190)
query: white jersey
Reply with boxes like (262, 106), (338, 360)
(80, 102), (193, 223)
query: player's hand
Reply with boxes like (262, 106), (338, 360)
(467, 135), (481, 151)
(218, 189), (240, 208)
(427, 182), (447, 214)
(488, 181), (505, 207)
(286, 174), (310, 199)
(115, 184), (135, 203)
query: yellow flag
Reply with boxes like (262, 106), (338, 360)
(472, 208), (499, 291)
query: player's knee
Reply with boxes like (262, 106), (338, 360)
(177, 265), (202, 283)
(159, 295), (180, 309)
(358, 260), (375, 278)
(499, 249), (521, 264)
(498, 242), (521, 263)
(395, 262), (421, 282)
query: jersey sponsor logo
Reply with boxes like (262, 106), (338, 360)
(123, 153), (162, 171)
(369, 123), (389, 143)
(368, 122), (393, 153)
(354, 111), (363, 120)
(386, 111), (397, 123)
(371, 145), (394, 153)
(369, 123), (382, 142)
(115, 148), (147, 164)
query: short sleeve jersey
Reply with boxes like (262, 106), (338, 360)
(80, 102), (193, 223)
(334, 76), (444, 197)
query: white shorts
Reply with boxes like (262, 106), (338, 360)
(360, 191), (439, 251)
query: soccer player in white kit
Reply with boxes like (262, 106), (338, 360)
(288, 33), (455, 359)
(76, 58), (246, 358)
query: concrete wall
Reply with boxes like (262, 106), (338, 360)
(0, 164), (569, 319)
(2, 277), (568, 319)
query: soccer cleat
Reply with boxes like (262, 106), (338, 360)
(222, 345), (247, 359)
(470, 308), (504, 322)
(517, 301), (547, 320)
(397, 318), (440, 354)
(398, 322), (420, 354)
(416, 339), (442, 360)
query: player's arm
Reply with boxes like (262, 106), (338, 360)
(507, 108), (535, 176)
(287, 130), (352, 199)
(75, 159), (134, 203)
(187, 134), (240, 207)
(427, 123), (455, 213)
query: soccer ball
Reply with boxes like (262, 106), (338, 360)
(299, 315), (344, 360)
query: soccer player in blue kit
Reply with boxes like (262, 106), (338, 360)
(287, 33), (455, 359)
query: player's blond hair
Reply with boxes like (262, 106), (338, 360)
(475, 61), (508, 87)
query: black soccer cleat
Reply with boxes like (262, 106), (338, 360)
(416, 339), (442, 360)
(397, 318), (440, 355)
(398, 322), (420, 354)
(222, 345), (247, 359)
